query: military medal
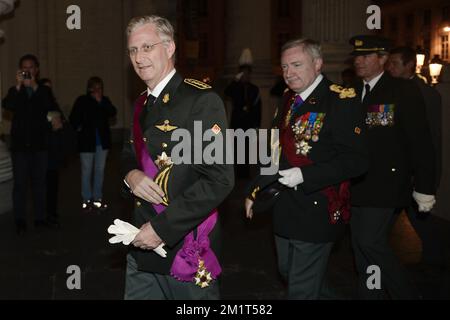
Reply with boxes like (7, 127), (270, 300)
(194, 260), (213, 288)
(297, 140), (312, 156)
(366, 104), (395, 128)
(292, 112), (326, 156)
(155, 151), (173, 170)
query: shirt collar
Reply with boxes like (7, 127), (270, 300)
(364, 71), (384, 90)
(298, 74), (324, 101)
(147, 69), (176, 98)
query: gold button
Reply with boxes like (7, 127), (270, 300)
(143, 137), (147, 142)
(162, 143), (168, 148)
(314, 201), (318, 205)
(129, 139), (134, 144)
(136, 201), (141, 207)
(391, 168), (396, 172)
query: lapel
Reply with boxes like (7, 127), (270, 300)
(141, 72), (183, 133)
(361, 72), (390, 108)
(290, 77), (331, 125)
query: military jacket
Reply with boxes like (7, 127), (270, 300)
(121, 73), (234, 274)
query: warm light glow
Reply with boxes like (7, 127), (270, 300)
(444, 26), (450, 32)
(429, 63), (443, 77)
(430, 63), (443, 84)
(416, 54), (425, 67)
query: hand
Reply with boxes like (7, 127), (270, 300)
(125, 169), (165, 204)
(132, 222), (163, 250)
(245, 198), (254, 219)
(235, 72), (244, 81)
(51, 115), (63, 131)
(278, 167), (304, 188)
(412, 191), (436, 212)
(15, 70), (23, 90)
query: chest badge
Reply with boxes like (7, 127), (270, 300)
(155, 120), (178, 132)
(162, 93), (170, 104)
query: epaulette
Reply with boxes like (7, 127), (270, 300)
(184, 78), (212, 90)
(329, 84), (356, 99)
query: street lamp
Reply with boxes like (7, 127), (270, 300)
(429, 55), (443, 85)
(415, 46), (426, 75)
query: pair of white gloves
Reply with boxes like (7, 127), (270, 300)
(107, 219), (167, 258)
(277, 168), (436, 213)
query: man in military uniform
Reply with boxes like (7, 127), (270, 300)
(245, 39), (369, 299)
(387, 46), (444, 267)
(349, 35), (437, 299)
(121, 15), (234, 299)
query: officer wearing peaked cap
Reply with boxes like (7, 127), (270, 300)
(349, 34), (436, 299)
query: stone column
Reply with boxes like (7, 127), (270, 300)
(221, 0), (275, 130)
(302, 0), (373, 83)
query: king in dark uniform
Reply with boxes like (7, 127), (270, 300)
(121, 15), (234, 300)
(245, 38), (369, 299)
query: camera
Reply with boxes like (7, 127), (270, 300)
(21, 71), (32, 80)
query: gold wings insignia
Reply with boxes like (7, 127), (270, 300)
(155, 120), (178, 132)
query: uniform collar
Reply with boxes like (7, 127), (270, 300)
(298, 74), (324, 101)
(363, 71), (384, 90)
(147, 69), (176, 98)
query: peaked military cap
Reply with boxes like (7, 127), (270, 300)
(349, 35), (391, 56)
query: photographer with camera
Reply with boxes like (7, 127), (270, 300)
(2, 54), (58, 235)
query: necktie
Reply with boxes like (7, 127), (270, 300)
(291, 94), (304, 113)
(140, 94), (156, 128)
(146, 94), (156, 110)
(363, 83), (371, 102)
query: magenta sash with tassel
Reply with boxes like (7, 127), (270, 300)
(132, 94), (222, 282)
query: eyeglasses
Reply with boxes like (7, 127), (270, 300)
(127, 41), (168, 57)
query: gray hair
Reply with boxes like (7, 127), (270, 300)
(281, 38), (322, 60)
(126, 15), (174, 42)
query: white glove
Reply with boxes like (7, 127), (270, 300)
(235, 72), (244, 81)
(412, 191), (436, 212)
(278, 167), (304, 188)
(107, 219), (167, 258)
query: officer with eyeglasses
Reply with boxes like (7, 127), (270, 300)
(121, 15), (234, 300)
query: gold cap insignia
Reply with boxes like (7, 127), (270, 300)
(354, 127), (361, 135)
(355, 40), (363, 47)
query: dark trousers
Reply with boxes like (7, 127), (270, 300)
(124, 254), (220, 300)
(11, 151), (48, 224)
(275, 235), (334, 299)
(351, 207), (420, 299)
(404, 206), (444, 265)
(46, 169), (59, 221)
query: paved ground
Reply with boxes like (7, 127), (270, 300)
(0, 147), (449, 300)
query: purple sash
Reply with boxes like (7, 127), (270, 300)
(132, 94), (222, 282)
